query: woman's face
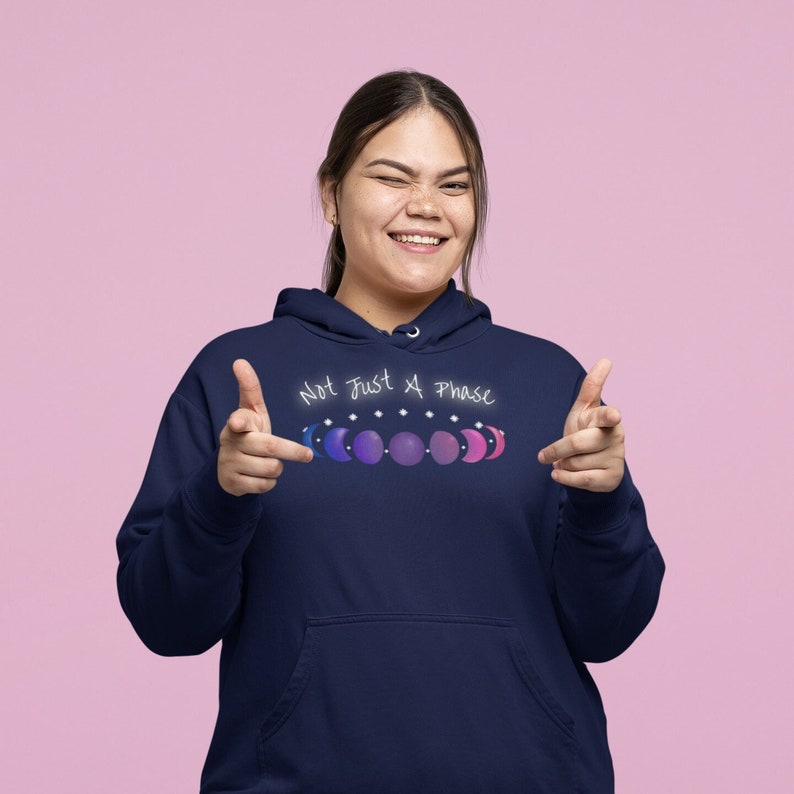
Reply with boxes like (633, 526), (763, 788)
(324, 108), (475, 319)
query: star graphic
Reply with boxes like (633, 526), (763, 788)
(348, 413), (358, 422)
(399, 408), (408, 416)
(425, 410), (435, 419)
(450, 414), (459, 423)
(374, 410), (383, 418)
(323, 418), (333, 426)
(474, 421), (483, 429)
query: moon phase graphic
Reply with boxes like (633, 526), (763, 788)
(301, 423), (325, 457)
(483, 425), (506, 459)
(352, 430), (384, 464)
(429, 430), (460, 465)
(301, 420), (505, 464)
(460, 428), (488, 463)
(323, 427), (352, 462)
(388, 432), (425, 466)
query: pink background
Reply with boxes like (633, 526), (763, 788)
(2, 1), (792, 790)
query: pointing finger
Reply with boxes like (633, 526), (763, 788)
(264, 434), (314, 463)
(230, 430), (314, 462)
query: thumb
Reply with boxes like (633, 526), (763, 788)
(232, 358), (271, 432)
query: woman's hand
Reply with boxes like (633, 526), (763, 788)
(218, 359), (313, 496)
(537, 359), (625, 493)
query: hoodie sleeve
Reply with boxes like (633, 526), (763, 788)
(550, 467), (665, 663)
(547, 363), (665, 664)
(116, 391), (262, 656)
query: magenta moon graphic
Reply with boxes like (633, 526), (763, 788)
(323, 427), (352, 462)
(460, 428), (488, 463)
(483, 425), (506, 459)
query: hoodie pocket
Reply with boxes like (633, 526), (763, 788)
(259, 614), (578, 794)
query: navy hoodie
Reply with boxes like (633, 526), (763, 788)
(117, 281), (664, 793)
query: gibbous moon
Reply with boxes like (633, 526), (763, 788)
(353, 430), (384, 464)
(323, 427), (352, 462)
(483, 425), (506, 459)
(460, 428), (488, 463)
(429, 430), (460, 465)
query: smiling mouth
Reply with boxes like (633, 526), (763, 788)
(388, 233), (444, 246)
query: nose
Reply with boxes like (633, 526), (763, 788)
(406, 186), (441, 219)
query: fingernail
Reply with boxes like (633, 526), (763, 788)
(537, 451), (546, 464)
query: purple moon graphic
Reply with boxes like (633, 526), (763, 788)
(323, 427), (352, 462)
(353, 430), (384, 464)
(483, 425), (506, 459)
(460, 429), (488, 463)
(301, 423), (325, 457)
(429, 430), (460, 465)
(389, 431), (425, 466)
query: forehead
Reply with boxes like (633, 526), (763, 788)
(357, 109), (467, 167)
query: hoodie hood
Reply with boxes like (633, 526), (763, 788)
(273, 280), (491, 353)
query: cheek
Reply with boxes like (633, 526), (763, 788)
(349, 196), (402, 238)
(453, 205), (476, 243)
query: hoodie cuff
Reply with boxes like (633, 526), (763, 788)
(562, 468), (637, 533)
(182, 453), (263, 537)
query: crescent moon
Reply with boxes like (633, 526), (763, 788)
(323, 427), (352, 462)
(483, 425), (506, 459)
(301, 423), (325, 457)
(460, 428), (488, 463)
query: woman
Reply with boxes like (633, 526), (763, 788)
(117, 70), (664, 793)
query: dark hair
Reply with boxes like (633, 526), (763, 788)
(317, 70), (488, 299)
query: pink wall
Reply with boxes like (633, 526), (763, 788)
(2, 1), (792, 790)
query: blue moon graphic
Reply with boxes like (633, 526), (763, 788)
(323, 427), (352, 462)
(301, 423), (325, 457)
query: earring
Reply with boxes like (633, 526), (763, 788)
(331, 214), (337, 226)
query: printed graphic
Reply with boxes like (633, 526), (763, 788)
(296, 367), (505, 465)
(301, 415), (506, 466)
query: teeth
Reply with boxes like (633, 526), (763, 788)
(391, 234), (441, 246)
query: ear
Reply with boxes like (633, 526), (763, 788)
(320, 178), (338, 225)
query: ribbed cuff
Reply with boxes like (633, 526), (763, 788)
(562, 467), (637, 533)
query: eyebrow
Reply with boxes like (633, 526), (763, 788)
(364, 158), (470, 179)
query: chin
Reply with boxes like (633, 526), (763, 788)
(389, 278), (451, 300)
(390, 267), (457, 293)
